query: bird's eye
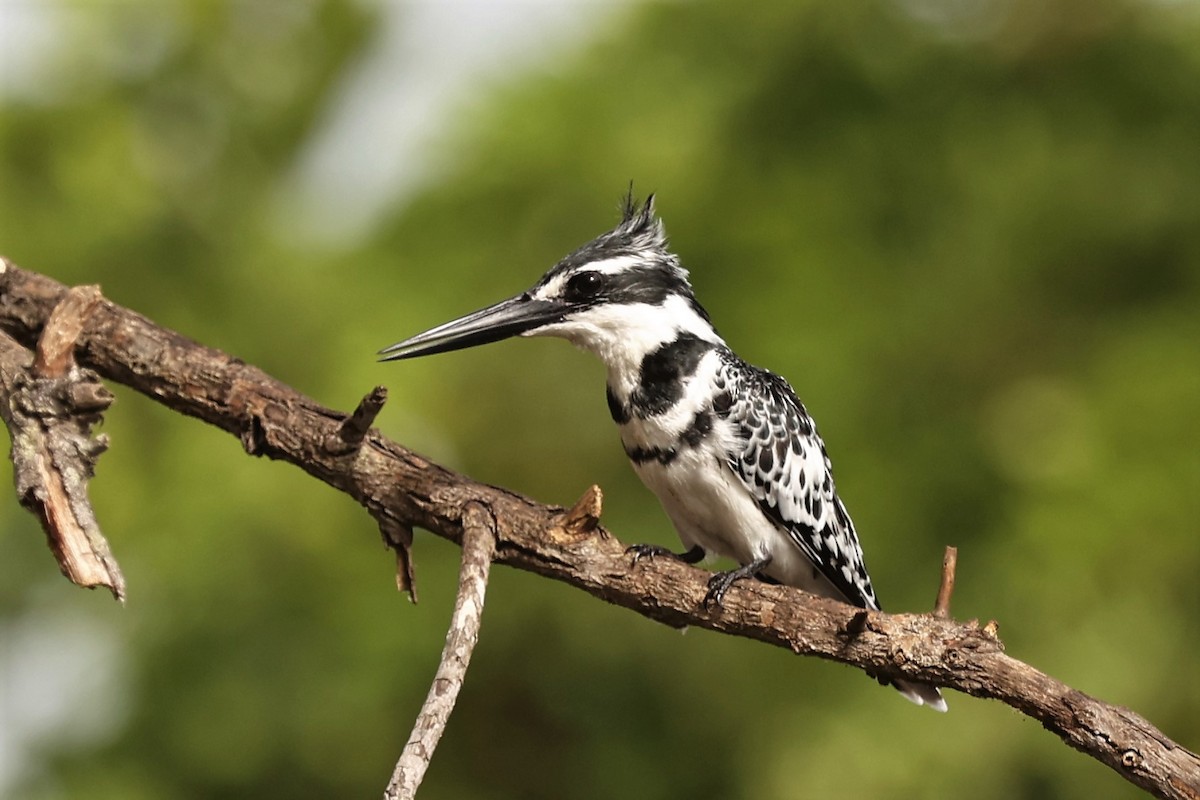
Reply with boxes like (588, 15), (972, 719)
(565, 271), (605, 301)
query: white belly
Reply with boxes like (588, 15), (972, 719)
(631, 445), (846, 602)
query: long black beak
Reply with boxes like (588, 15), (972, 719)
(379, 293), (566, 361)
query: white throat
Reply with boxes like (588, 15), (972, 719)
(525, 294), (724, 397)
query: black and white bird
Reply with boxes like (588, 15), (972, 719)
(380, 194), (946, 711)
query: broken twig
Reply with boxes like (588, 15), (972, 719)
(933, 545), (958, 619)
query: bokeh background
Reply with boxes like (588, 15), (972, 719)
(2, 1), (1198, 798)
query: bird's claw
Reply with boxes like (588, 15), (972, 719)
(626, 543), (676, 565)
(701, 557), (772, 609)
(703, 571), (738, 608)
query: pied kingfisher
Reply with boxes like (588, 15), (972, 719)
(381, 194), (947, 711)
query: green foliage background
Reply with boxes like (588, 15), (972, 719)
(2, 1), (1197, 798)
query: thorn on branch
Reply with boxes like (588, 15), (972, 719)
(932, 545), (958, 619)
(385, 502), (497, 800)
(69, 381), (115, 412)
(240, 414), (267, 455)
(327, 386), (388, 454)
(34, 285), (102, 378)
(549, 484), (604, 543)
(378, 516), (417, 603)
(845, 609), (870, 637)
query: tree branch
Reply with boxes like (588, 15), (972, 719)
(385, 501), (497, 800)
(0, 258), (1196, 799)
(0, 282), (122, 599)
(932, 545), (957, 619)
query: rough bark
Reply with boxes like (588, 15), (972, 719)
(385, 502), (497, 800)
(0, 258), (1196, 800)
(0, 284), (122, 598)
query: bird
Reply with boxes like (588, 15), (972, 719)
(380, 193), (947, 711)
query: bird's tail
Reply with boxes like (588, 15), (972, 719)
(890, 679), (948, 712)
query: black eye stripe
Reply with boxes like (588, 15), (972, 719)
(601, 266), (688, 306)
(536, 262), (712, 327)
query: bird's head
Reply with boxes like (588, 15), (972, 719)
(380, 193), (721, 372)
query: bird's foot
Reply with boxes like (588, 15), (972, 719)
(702, 557), (772, 608)
(626, 543), (705, 566)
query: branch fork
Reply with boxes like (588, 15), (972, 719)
(0, 279), (123, 599)
(385, 502), (498, 800)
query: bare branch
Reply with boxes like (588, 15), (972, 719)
(385, 502), (497, 800)
(0, 258), (1197, 799)
(328, 385), (388, 455)
(0, 280), (122, 599)
(933, 545), (957, 619)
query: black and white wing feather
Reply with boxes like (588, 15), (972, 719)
(714, 353), (880, 610)
(715, 352), (948, 710)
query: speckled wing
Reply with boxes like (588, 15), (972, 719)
(714, 356), (880, 610)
